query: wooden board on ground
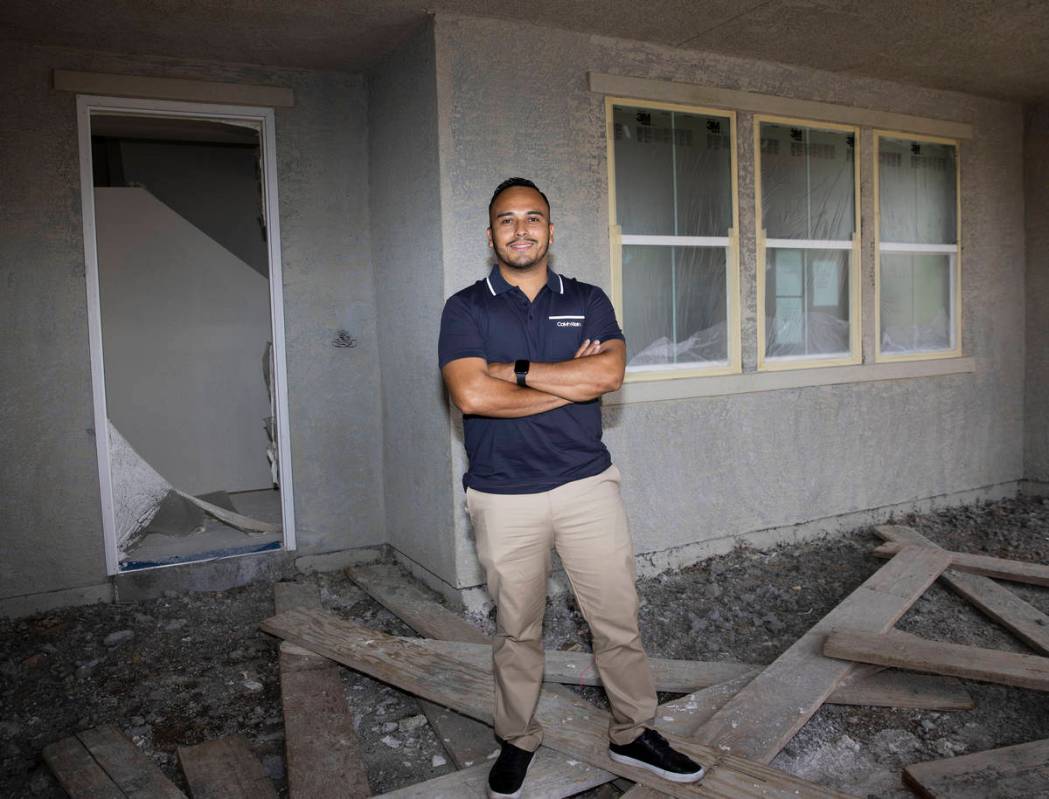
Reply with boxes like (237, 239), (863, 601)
(177, 736), (276, 799)
(823, 629), (1049, 691)
(347, 563), (499, 768)
(348, 564), (490, 644)
(42, 736), (128, 799)
(274, 582), (370, 799)
(43, 725), (187, 799)
(875, 525), (1049, 655)
(688, 546), (952, 763)
(260, 608), (859, 799)
(873, 540), (1049, 587)
(903, 737), (1049, 798)
(373, 747), (613, 798)
(415, 638), (972, 712)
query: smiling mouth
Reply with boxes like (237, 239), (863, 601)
(509, 240), (536, 250)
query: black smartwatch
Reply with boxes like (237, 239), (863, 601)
(514, 359), (530, 387)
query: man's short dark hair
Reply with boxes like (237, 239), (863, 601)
(489, 177), (551, 221)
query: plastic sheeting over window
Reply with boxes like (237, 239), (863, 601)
(612, 105), (733, 369)
(878, 136), (958, 355)
(759, 122), (856, 360)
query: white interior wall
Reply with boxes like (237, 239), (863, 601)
(96, 187), (274, 495)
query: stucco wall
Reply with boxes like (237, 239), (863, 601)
(1025, 104), (1049, 484)
(368, 23), (459, 586)
(0, 43), (384, 603)
(432, 15), (1026, 589)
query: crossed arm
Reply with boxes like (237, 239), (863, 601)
(441, 338), (626, 418)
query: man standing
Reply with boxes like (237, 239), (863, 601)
(438, 178), (705, 799)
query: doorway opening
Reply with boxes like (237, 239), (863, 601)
(77, 96), (296, 573)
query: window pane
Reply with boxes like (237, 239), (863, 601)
(623, 245), (727, 367)
(880, 253), (952, 353)
(765, 248), (850, 357)
(613, 105), (733, 236)
(879, 138), (957, 244)
(760, 123), (855, 240)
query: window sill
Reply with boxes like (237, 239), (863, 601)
(604, 356), (974, 405)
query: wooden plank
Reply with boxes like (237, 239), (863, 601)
(53, 69), (295, 107)
(373, 748), (613, 798)
(873, 540), (1049, 587)
(177, 737), (276, 799)
(415, 638), (971, 711)
(76, 726), (186, 799)
(347, 564), (490, 644)
(902, 737), (1049, 799)
(875, 525), (1049, 655)
(274, 582), (328, 659)
(347, 563), (508, 769)
(260, 608), (859, 799)
(823, 630), (1049, 691)
(689, 546), (952, 762)
(274, 584), (370, 799)
(43, 736), (128, 799)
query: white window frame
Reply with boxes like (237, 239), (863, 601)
(75, 94), (297, 574)
(754, 115), (862, 371)
(874, 130), (963, 362)
(605, 97), (742, 382)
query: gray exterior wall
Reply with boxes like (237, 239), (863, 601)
(432, 15), (1026, 589)
(0, 43), (385, 605)
(368, 23), (460, 587)
(1025, 104), (1049, 484)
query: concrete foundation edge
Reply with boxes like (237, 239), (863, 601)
(394, 479), (1023, 617)
(1020, 479), (1049, 497)
(0, 583), (115, 619)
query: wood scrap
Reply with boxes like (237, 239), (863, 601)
(688, 546), (952, 762)
(44, 725), (186, 799)
(873, 540), (1049, 587)
(903, 736), (1049, 798)
(42, 736), (127, 799)
(177, 736), (276, 799)
(260, 607), (859, 799)
(875, 525), (1049, 655)
(274, 582), (370, 799)
(823, 629), (1049, 691)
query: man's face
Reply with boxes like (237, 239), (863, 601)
(487, 186), (554, 271)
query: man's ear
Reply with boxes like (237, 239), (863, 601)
(486, 226), (493, 248)
(549, 223), (555, 244)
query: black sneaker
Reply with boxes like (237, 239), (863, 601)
(487, 742), (536, 799)
(608, 728), (705, 783)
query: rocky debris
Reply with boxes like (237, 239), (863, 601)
(103, 629), (134, 647)
(1, 497), (1048, 798)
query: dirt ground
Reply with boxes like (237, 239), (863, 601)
(2, 494), (1048, 798)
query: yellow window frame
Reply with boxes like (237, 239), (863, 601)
(873, 130), (963, 362)
(605, 96), (742, 383)
(754, 115), (862, 371)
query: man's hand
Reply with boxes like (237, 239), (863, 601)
(574, 338), (603, 359)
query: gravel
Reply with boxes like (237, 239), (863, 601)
(2, 494), (1048, 798)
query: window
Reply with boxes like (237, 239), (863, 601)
(607, 99), (740, 379)
(875, 133), (961, 359)
(755, 117), (861, 369)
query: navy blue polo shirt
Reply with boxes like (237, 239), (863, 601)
(438, 265), (624, 494)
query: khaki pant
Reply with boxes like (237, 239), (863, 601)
(466, 465), (656, 751)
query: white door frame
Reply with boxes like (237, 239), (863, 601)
(76, 94), (297, 574)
